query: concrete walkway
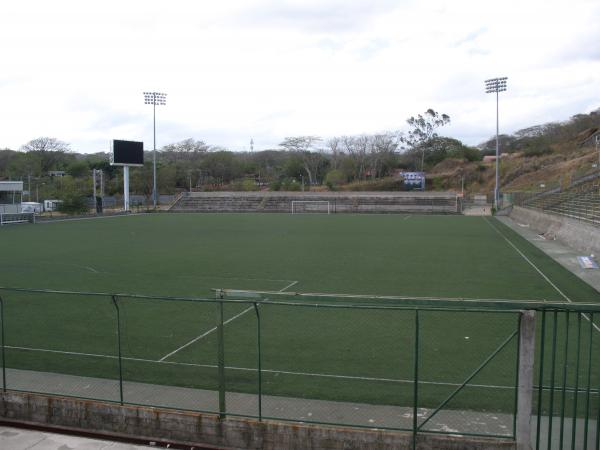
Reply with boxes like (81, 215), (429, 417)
(3, 368), (513, 436)
(0, 425), (150, 449)
(1, 368), (597, 448)
(497, 216), (600, 293)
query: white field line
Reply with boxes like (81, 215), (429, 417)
(484, 217), (600, 333)
(36, 214), (143, 224)
(147, 278), (298, 360)
(5, 345), (515, 390)
(403, 215), (412, 220)
(279, 280), (298, 292)
(158, 306), (255, 362)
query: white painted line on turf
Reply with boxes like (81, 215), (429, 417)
(158, 306), (255, 362)
(279, 280), (299, 292)
(403, 215), (412, 220)
(5, 345), (517, 391)
(84, 266), (100, 274)
(484, 217), (600, 333)
(36, 213), (144, 224)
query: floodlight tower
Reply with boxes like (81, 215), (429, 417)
(143, 92), (167, 208)
(485, 77), (507, 210)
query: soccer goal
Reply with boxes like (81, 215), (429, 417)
(291, 201), (331, 214)
(0, 212), (35, 226)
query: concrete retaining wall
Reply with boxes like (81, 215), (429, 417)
(170, 191), (460, 214)
(0, 391), (514, 450)
(510, 206), (600, 255)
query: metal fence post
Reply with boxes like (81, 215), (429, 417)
(111, 295), (124, 405)
(0, 295), (6, 392)
(254, 302), (262, 421)
(516, 310), (536, 450)
(217, 295), (226, 419)
(412, 309), (419, 450)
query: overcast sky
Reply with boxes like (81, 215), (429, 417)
(1, 0), (599, 153)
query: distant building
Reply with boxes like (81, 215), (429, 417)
(0, 181), (23, 213)
(482, 155), (508, 163)
(48, 170), (66, 177)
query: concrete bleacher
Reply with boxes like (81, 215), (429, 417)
(522, 174), (600, 225)
(169, 191), (461, 214)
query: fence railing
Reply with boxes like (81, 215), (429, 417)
(0, 286), (598, 449)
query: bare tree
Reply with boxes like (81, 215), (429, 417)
(21, 137), (70, 153)
(279, 136), (323, 184)
(326, 137), (343, 170)
(20, 137), (70, 173)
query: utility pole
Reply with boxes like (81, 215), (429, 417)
(485, 77), (508, 210)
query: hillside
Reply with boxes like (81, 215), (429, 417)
(428, 110), (600, 194)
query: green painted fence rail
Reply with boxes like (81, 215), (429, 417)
(0, 286), (597, 450)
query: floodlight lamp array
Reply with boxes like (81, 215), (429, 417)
(143, 92), (167, 105)
(485, 77), (508, 93)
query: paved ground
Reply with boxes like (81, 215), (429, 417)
(497, 216), (600, 292)
(3, 368), (512, 436)
(0, 425), (151, 449)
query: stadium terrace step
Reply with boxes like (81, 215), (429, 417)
(169, 192), (462, 214)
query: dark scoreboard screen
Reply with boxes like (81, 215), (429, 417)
(112, 140), (144, 166)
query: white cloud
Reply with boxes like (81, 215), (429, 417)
(0, 0), (598, 152)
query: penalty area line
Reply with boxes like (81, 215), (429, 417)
(279, 280), (299, 292)
(158, 306), (255, 362)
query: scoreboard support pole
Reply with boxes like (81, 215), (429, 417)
(123, 166), (130, 212)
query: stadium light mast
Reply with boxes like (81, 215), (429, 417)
(485, 77), (507, 210)
(143, 92), (167, 209)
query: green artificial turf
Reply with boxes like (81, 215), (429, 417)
(0, 213), (598, 422)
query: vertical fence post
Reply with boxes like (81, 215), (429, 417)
(217, 293), (226, 419)
(583, 313), (594, 450)
(558, 312), (570, 448)
(111, 295), (124, 405)
(535, 310), (547, 450)
(412, 309), (419, 450)
(0, 295), (6, 392)
(516, 310), (536, 450)
(570, 313), (582, 450)
(253, 302), (262, 421)
(547, 311), (559, 450)
(513, 313), (522, 439)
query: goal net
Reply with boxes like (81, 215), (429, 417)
(0, 212), (35, 225)
(291, 201), (331, 214)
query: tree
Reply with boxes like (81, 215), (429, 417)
(279, 136), (325, 185)
(400, 109), (450, 171)
(20, 137), (71, 173)
(161, 138), (209, 162)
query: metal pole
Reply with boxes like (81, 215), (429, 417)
(153, 97), (157, 209)
(0, 295), (6, 392)
(123, 166), (130, 212)
(570, 313), (582, 450)
(254, 303), (262, 421)
(412, 309), (419, 450)
(111, 295), (124, 405)
(217, 295), (226, 419)
(495, 89), (500, 210)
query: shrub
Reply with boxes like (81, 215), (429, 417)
(58, 193), (89, 214)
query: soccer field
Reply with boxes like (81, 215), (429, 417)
(0, 213), (598, 427)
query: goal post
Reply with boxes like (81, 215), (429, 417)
(291, 201), (331, 214)
(0, 212), (35, 226)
